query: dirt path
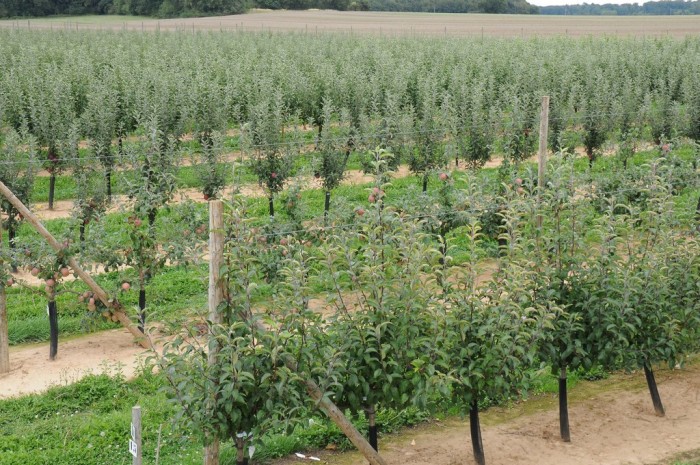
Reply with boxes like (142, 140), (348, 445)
(0, 328), (155, 399)
(290, 363), (700, 465)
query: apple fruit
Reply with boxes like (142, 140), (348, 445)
(121, 282), (131, 291)
(271, 172), (277, 179)
(31, 267), (40, 277)
(134, 218), (142, 227)
(45, 278), (56, 288)
(60, 267), (70, 277)
(6, 278), (13, 287)
(356, 208), (365, 216)
(439, 173), (449, 181)
(368, 194), (376, 203)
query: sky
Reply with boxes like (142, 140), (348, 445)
(528, 0), (644, 5)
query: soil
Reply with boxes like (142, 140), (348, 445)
(278, 363), (700, 465)
(0, 328), (156, 399)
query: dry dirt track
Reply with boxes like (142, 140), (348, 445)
(284, 363), (700, 465)
(1, 11), (699, 38)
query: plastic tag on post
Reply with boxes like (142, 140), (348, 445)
(131, 423), (136, 440)
(129, 439), (138, 457)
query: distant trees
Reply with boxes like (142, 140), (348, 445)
(0, 0), (537, 18)
(540, 0), (700, 15)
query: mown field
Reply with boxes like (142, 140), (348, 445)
(0, 11), (699, 37)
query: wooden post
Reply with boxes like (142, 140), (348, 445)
(204, 200), (224, 465)
(0, 181), (152, 350)
(132, 406), (143, 465)
(537, 95), (550, 229)
(0, 221), (8, 374)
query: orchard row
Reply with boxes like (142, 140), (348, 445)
(160, 149), (700, 464)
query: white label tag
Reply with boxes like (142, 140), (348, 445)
(129, 439), (138, 457)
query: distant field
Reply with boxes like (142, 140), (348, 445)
(0, 10), (699, 37)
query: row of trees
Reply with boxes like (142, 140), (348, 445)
(162, 149), (700, 465)
(1, 32), (700, 219)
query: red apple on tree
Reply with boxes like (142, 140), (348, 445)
(439, 172), (449, 181)
(121, 282), (131, 291)
(31, 267), (40, 277)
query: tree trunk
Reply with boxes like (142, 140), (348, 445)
(48, 298), (58, 361)
(559, 365), (571, 442)
(695, 194), (700, 232)
(469, 398), (486, 465)
(48, 174), (56, 210)
(268, 196), (275, 218)
(367, 405), (378, 451)
(235, 437), (248, 465)
(138, 288), (146, 334)
(643, 362), (665, 416)
(79, 222), (86, 244)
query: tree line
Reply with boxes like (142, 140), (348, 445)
(0, 0), (539, 19)
(540, 0), (700, 15)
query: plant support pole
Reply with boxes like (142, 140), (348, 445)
(0, 222), (8, 374)
(559, 366), (571, 442)
(204, 200), (224, 465)
(537, 95), (550, 230)
(0, 180), (152, 349)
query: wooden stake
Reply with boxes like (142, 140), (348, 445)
(204, 200), (224, 465)
(0, 180), (151, 350)
(0, 221), (8, 374)
(132, 406), (143, 465)
(537, 95), (550, 229)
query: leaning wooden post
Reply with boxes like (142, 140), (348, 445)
(0, 221), (9, 374)
(0, 180), (152, 350)
(537, 95), (550, 229)
(204, 200), (224, 465)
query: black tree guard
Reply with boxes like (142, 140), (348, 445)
(469, 398), (486, 465)
(48, 300), (58, 360)
(422, 174), (429, 193)
(559, 366), (571, 442)
(643, 363), (665, 416)
(105, 168), (112, 203)
(268, 196), (275, 218)
(138, 288), (146, 334)
(48, 174), (56, 210)
(367, 405), (378, 451)
(324, 191), (331, 219)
